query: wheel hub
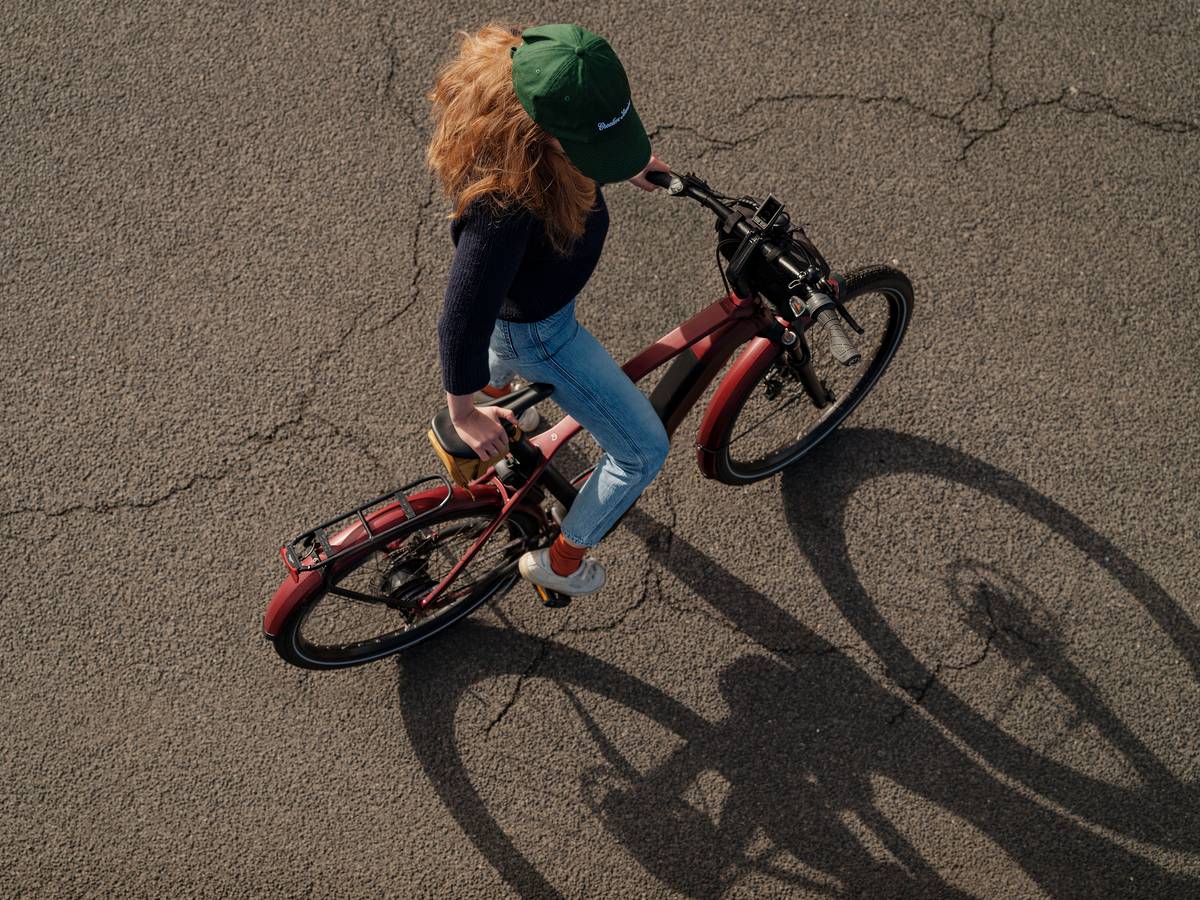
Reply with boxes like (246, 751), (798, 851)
(378, 556), (434, 610)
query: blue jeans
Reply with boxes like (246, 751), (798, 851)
(487, 298), (669, 548)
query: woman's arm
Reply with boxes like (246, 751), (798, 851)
(437, 199), (533, 459)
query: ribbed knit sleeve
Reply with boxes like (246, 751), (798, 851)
(437, 199), (534, 394)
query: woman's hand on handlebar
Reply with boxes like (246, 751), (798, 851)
(628, 153), (671, 192)
(451, 400), (516, 458)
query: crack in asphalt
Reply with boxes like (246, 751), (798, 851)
(485, 633), (549, 735)
(0, 414), (305, 520)
(4, 20), (440, 523)
(366, 176), (437, 336)
(307, 411), (391, 477)
(378, 12), (399, 101)
(647, 123), (774, 160)
(886, 580), (1043, 724)
(1, 349), (393, 521)
(0, 405), (401, 521)
(657, 11), (1195, 165)
(378, 12), (430, 140)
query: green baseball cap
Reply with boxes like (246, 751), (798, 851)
(510, 24), (651, 183)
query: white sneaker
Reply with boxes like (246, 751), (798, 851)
(518, 547), (606, 596)
(474, 385), (541, 433)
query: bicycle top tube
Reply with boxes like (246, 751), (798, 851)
(523, 289), (770, 466)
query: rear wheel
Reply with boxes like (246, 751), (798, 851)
(712, 266), (912, 484)
(273, 503), (539, 669)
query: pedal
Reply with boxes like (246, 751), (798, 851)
(533, 583), (571, 608)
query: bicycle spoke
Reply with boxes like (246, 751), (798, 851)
(430, 527), (472, 570)
(291, 509), (537, 663)
(728, 389), (809, 444)
(718, 275), (909, 482)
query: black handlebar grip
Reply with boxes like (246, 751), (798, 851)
(815, 307), (862, 366)
(644, 170), (674, 188)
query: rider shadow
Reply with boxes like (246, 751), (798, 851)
(396, 429), (1199, 898)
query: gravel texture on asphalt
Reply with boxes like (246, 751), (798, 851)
(3, 1), (1198, 896)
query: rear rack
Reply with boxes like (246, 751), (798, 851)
(280, 474), (453, 575)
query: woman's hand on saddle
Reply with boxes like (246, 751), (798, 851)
(450, 403), (518, 460)
(628, 153), (671, 192)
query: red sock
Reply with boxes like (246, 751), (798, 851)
(549, 534), (586, 576)
(480, 383), (512, 399)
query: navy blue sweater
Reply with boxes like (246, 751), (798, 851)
(437, 185), (609, 394)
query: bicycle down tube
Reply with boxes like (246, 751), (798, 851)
(528, 288), (773, 460)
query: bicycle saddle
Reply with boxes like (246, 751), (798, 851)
(429, 408), (495, 461)
(427, 382), (555, 485)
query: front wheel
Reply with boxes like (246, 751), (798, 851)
(272, 503), (540, 669)
(710, 265), (913, 485)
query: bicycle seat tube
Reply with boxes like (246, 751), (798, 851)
(503, 435), (580, 511)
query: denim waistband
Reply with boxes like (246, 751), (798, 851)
(495, 297), (578, 362)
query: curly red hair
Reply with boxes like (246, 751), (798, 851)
(425, 23), (597, 255)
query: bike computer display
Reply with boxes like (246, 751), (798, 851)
(751, 194), (784, 230)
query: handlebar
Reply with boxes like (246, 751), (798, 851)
(645, 169), (742, 229)
(645, 167), (861, 366)
(645, 169), (821, 287)
(643, 170), (674, 189)
(815, 306), (861, 366)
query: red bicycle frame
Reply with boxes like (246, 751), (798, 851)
(531, 289), (771, 453)
(410, 289), (783, 608)
(263, 288), (787, 637)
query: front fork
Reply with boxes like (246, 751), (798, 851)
(781, 329), (834, 409)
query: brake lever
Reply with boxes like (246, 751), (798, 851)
(825, 274), (864, 335)
(832, 296), (864, 335)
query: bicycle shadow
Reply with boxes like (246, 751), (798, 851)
(396, 429), (1199, 897)
(779, 428), (1200, 849)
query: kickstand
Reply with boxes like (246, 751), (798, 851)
(533, 583), (571, 608)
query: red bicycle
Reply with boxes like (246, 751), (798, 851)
(263, 170), (913, 669)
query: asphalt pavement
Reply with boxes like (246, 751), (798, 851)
(3, 1), (1198, 896)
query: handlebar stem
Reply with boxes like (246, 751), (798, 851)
(648, 167), (829, 322)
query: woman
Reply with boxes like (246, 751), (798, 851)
(426, 23), (672, 596)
